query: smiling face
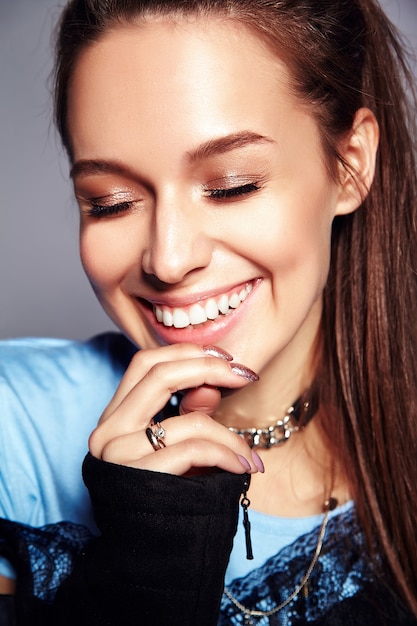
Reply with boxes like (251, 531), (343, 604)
(67, 16), (348, 379)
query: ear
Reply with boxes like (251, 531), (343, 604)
(334, 107), (379, 216)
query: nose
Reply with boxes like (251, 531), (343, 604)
(141, 191), (212, 285)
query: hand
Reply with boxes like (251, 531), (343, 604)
(88, 343), (262, 476)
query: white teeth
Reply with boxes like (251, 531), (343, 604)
(189, 303), (207, 325)
(154, 283), (253, 328)
(217, 294), (229, 315)
(229, 293), (240, 309)
(162, 309), (173, 327)
(205, 298), (219, 320)
(173, 308), (190, 329)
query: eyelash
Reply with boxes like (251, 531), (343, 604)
(85, 201), (133, 217)
(206, 182), (260, 200)
(84, 182), (260, 217)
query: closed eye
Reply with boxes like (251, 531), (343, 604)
(206, 183), (260, 200)
(85, 200), (133, 217)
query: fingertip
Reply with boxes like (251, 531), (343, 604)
(202, 345), (233, 361)
(179, 385), (221, 416)
(237, 454), (252, 472)
(230, 363), (259, 382)
(251, 450), (265, 473)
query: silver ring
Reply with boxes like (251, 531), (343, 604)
(145, 422), (166, 452)
(152, 421), (166, 442)
(146, 427), (163, 451)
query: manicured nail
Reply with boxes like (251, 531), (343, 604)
(230, 363), (259, 382)
(203, 345), (233, 361)
(237, 454), (252, 472)
(251, 450), (265, 473)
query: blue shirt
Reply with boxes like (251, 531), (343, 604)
(0, 332), (135, 577)
(225, 500), (353, 585)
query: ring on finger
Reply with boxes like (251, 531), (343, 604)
(152, 421), (166, 442)
(146, 427), (164, 451)
(146, 423), (166, 452)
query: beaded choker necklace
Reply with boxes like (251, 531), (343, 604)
(228, 395), (317, 448)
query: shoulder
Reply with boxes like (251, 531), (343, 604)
(0, 330), (136, 432)
(0, 332), (137, 407)
(0, 332), (136, 527)
(0, 332), (135, 385)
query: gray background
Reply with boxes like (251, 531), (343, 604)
(1, 0), (416, 340)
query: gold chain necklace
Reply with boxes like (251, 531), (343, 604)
(223, 496), (338, 625)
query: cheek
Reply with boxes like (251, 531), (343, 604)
(79, 224), (134, 293)
(236, 193), (334, 289)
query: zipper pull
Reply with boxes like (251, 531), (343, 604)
(241, 476), (253, 560)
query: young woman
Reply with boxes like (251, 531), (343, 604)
(1, 0), (416, 624)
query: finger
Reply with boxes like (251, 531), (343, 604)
(98, 355), (256, 435)
(122, 438), (254, 476)
(102, 344), (207, 418)
(179, 385), (221, 416)
(98, 411), (256, 470)
(103, 343), (232, 419)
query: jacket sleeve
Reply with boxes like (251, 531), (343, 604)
(50, 454), (248, 626)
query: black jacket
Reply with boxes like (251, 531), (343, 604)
(1, 454), (415, 625)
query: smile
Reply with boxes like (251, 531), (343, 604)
(153, 282), (254, 329)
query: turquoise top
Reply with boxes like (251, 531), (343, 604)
(0, 332), (135, 577)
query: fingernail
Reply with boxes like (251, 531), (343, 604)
(237, 454), (252, 472)
(203, 345), (233, 361)
(230, 363), (259, 382)
(251, 450), (265, 473)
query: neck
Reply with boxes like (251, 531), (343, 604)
(214, 352), (312, 430)
(214, 294), (322, 428)
(212, 354), (352, 515)
(247, 418), (351, 516)
(210, 331), (355, 515)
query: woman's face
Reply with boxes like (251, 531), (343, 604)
(68, 17), (347, 374)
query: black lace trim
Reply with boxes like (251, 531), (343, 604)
(220, 507), (374, 625)
(0, 518), (93, 604)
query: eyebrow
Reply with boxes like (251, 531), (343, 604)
(70, 131), (276, 179)
(186, 131), (276, 163)
(70, 159), (134, 180)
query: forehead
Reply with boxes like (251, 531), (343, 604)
(69, 14), (286, 87)
(66, 16), (311, 165)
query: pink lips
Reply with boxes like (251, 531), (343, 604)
(154, 281), (254, 329)
(138, 279), (260, 345)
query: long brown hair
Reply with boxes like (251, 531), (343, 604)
(54, 0), (417, 615)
